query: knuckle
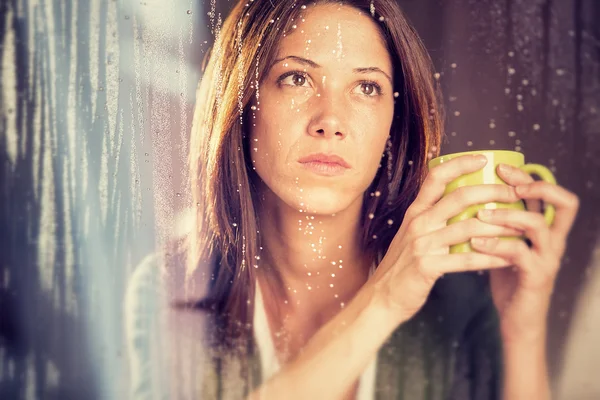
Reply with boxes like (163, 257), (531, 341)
(406, 216), (425, 236)
(567, 192), (580, 210)
(453, 186), (470, 203)
(500, 184), (518, 200)
(427, 166), (443, 183)
(464, 218), (481, 235)
(414, 258), (438, 283)
(412, 236), (430, 254)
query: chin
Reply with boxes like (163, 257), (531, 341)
(282, 187), (360, 216)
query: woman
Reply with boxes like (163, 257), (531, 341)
(125, 0), (580, 399)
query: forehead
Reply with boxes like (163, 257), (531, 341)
(275, 4), (392, 70)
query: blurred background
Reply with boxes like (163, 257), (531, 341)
(0, 0), (598, 398)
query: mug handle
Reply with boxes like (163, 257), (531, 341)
(519, 163), (556, 226)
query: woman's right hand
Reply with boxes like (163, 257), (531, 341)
(370, 154), (522, 321)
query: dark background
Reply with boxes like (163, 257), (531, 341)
(1, 0), (598, 398)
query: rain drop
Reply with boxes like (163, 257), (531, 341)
(187, 10), (192, 15)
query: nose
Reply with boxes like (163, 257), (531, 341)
(307, 93), (347, 139)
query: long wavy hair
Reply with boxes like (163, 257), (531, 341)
(181, 0), (444, 354)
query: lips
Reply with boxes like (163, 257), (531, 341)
(297, 153), (351, 176)
(297, 153), (351, 168)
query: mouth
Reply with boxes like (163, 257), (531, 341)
(297, 153), (351, 176)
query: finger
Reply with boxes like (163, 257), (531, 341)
(427, 184), (520, 223)
(412, 154), (488, 212)
(470, 236), (534, 268)
(414, 217), (523, 254)
(418, 253), (512, 276)
(496, 164), (541, 213)
(515, 182), (580, 238)
(476, 209), (551, 251)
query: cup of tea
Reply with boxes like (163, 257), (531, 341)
(428, 150), (556, 253)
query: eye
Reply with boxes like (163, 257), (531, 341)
(355, 81), (383, 97)
(278, 71), (311, 88)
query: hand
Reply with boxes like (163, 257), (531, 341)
(370, 155), (525, 322)
(470, 163), (580, 343)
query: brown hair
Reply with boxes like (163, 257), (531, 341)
(182, 0), (443, 353)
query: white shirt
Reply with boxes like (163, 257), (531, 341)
(253, 280), (378, 400)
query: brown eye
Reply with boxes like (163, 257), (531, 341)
(361, 83), (375, 95)
(292, 74), (306, 86)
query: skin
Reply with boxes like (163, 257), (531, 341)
(247, 4), (580, 400)
(250, 3), (394, 367)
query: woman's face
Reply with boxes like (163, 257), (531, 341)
(250, 4), (395, 215)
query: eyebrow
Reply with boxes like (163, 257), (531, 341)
(270, 55), (393, 84)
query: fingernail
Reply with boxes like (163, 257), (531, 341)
(471, 237), (497, 247)
(473, 155), (488, 166)
(471, 237), (488, 246)
(515, 185), (527, 195)
(477, 209), (493, 219)
(498, 163), (511, 173)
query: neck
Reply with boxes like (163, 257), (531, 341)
(255, 188), (372, 320)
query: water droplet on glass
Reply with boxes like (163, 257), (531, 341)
(467, 141), (473, 147)
(368, 213), (374, 219)
(489, 140), (495, 145)
(533, 124), (540, 131)
(232, 223), (238, 227)
(508, 67), (516, 75)
(393, 92), (399, 98)
(374, 191), (381, 197)
(522, 79), (529, 86)
(508, 131), (516, 137)
(434, 72), (441, 80)
(378, 16), (384, 21)
(387, 219), (393, 225)
(450, 63), (457, 68)
(186, 10), (192, 15)
(556, 69), (565, 76)
(454, 111), (460, 116)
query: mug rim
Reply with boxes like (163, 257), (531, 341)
(429, 149), (524, 167)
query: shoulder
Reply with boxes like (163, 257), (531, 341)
(124, 248), (220, 399)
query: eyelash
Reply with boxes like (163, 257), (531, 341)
(277, 70), (384, 97)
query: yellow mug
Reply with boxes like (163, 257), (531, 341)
(427, 150), (556, 253)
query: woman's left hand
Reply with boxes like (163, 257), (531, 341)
(470, 163), (580, 343)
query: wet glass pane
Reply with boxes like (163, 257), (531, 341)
(1, 0), (599, 399)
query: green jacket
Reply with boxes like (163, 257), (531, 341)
(126, 254), (502, 399)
